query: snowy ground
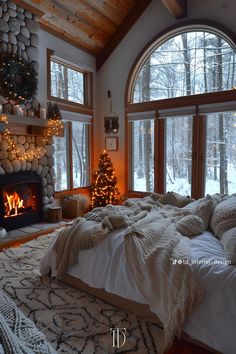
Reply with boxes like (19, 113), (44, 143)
(133, 164), (236, 196)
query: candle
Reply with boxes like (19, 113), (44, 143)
(40, 107), (46, 119)
(27, 110), (34, 117)
(0, 104), (2, 114)
(13, 105), (19, 115)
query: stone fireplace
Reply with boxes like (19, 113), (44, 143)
(0, 1), (58, 231)
(0, 131), (55, 231)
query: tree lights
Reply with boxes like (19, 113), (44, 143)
(91, 151), (120, 208)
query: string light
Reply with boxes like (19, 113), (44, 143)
(0, 114), (64, 161)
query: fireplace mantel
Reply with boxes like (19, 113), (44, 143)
(4, 114), (64, 136)
(7, 114), (49, 127)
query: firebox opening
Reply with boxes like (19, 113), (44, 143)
(0, 171), (43, 231)
(4, 183), (37, 218)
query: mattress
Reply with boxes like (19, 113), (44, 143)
(40, 229), (236, 354)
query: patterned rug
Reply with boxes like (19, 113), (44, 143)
(0, 232), (165, 354)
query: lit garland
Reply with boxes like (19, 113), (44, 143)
(0, 54), (38, 103)
(0, 114), (46, 160)
(45, 118), (64, 137)
(0, 115), (61, 161)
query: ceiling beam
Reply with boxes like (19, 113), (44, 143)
(30, 0), (108, 48)
(96, 0), (152, 71)
(39, 20), (97, 56)
(56, 0), (117, 35)
(13, 0), (44, 17)
(161, 0), (187, 19)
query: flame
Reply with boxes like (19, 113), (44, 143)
(4, 192), (25, 217)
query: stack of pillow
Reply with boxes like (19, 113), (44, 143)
(125, 190), (236, 264)
(156, 191), (236, 265)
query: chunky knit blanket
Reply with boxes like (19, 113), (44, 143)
(51, 203), (204, 349)
(123, 210), (204, 347)
(0, 290), (56, 354)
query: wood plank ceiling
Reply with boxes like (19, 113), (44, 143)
(14, 0), (187, 70)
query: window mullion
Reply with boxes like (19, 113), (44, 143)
(198, 115), (206, 198)
(191, 114), (206, 199)
(155, 115), (164, 193)
(67, 121), (73, 190)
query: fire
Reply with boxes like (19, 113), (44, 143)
(4, 192), (25, 217)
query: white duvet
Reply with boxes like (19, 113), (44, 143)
(40, 229), (236, 354)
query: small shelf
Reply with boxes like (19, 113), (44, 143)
(7, 114), (49, 127)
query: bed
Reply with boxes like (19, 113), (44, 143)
(40, 193), (236, 354)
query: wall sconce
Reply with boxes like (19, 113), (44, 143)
(104, 90), (119, 134)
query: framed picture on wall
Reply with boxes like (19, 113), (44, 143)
(105, 137), (118, 151)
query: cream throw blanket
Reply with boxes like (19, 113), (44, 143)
(52, 203), (204, 348)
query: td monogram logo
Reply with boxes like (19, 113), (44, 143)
(110, 328), (127, 348)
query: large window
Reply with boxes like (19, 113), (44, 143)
(131, 119), (154, 192)
(54, 118), (90, 192)
(48, 51), (93, 193)
(133, 30), (236, 102)
(48, 50), (92, 108)
(205, 112), (236, 195)
(127, 25), (236, 197)
(165, 116), (192, 196)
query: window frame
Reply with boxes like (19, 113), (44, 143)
(54, 119), (92, 197)
(125, 22), (236, 198)
(47, 48), (93, 110)
(47, 49), (93, 196)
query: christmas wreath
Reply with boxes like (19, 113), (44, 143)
(0, 53), (38, 103)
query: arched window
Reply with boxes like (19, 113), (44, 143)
(126, 25), (236, 198)
(132, 29), (236, 103)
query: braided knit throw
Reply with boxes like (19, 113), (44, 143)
(0, 290), (56, 354)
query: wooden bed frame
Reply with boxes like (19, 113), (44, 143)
(62, 273), (221, 354)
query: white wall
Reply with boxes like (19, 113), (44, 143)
(37, 29), (96, 108)
(95, 0), (236, 195)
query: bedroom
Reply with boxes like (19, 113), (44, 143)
(0, 0), (236, 353)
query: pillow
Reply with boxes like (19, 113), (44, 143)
(176, 215), (204, 237)
(150, 193), (163, 202)
(221, 227), (236, 264)
(184, 196), (215, 230)
(158, 191), (194, 208)
(210, 197), (236, 238)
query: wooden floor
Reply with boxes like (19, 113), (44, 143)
(167, 339), (216, 354)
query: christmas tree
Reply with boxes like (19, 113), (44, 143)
(91, 151), (120, 208)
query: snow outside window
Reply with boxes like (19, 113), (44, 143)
(165, 116), (192, 196)
(50, 59), (85, 105)
(133, 30), (236, 103)
(131, 120), (154, 192)
(205, 112), (236, 195)
(54, 120), (90, 192)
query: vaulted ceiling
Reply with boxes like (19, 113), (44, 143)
(14, 0), (187, 70)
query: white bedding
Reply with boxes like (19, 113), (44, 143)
(41, 229), (236, 354)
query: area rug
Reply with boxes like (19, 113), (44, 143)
(0, 232), (165, 353)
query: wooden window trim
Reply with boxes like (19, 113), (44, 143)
(54, 121), (92, 195)
(47, 48), (93, 110)
(55, 187), (91, 199)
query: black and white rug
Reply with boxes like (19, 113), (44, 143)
(0, 233), (165, 353)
